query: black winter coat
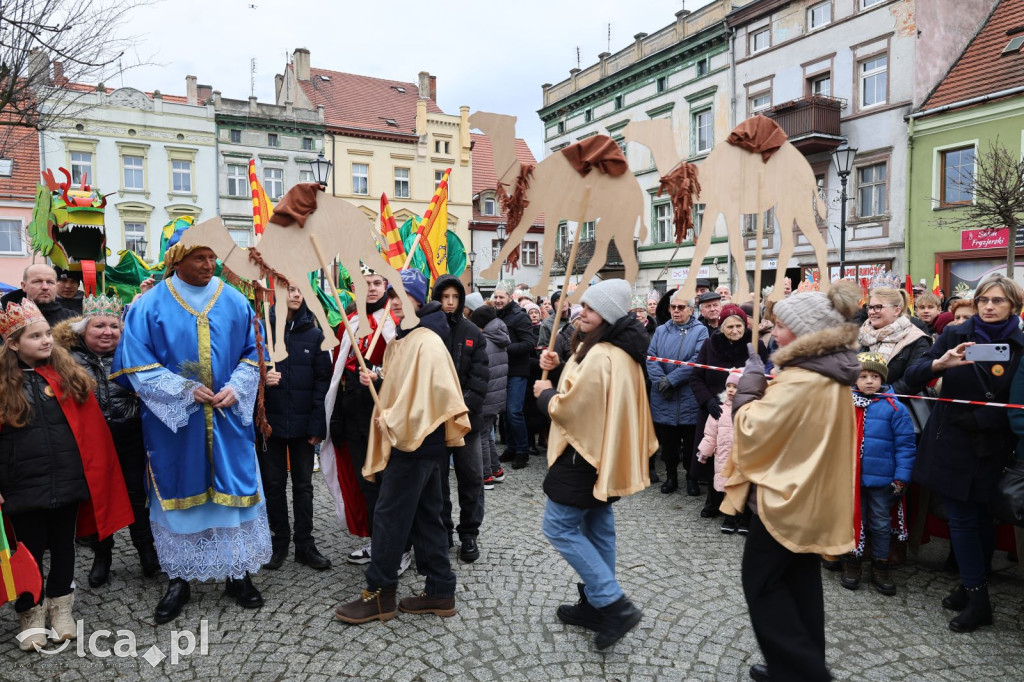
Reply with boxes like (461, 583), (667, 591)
(71, 340), (139, 424)
(265, 302), (332, 440)
(431, 276), (489, 429)
(0, 368), (89, 513)
(691, 329), (767, 409)
(496, 300), (537, 377)
(0, 290), (77, 327)
(907, 317), (1024, 503)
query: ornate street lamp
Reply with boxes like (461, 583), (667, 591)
(135, 234), (148, 260)
(494, 223), (507, 273)
(308, 151), (332, 188)
(831, 144), (858, 278)
(468, 251), (477, 292)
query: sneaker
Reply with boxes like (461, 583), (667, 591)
(483, 476), (495, 490)
(492, 468), (506, 483)
(313, 454), (320, 472)
(398, 550), (413, 576)
(720, 515), (739, 534)
(347, 543), (372, 565)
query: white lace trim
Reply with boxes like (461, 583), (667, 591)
(151, 503), (272, 581)
(227, 363), (259, 426)
(136, 372), (203, 433)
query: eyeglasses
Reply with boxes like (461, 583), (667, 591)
(669, 305), (689, 311)
(976, 297), (1008, 306)
(866, 304), (896, 313)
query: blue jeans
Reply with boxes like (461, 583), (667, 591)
(505, 376), (529, 455)
(862, 485), (896, 560)
(942, 496), (996, 588)
(541, 499), (622, 608)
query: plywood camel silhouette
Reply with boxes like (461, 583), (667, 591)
(471, 111), (647, 302)
(178, 190), (415, 362)
(624, 118), (829, 303)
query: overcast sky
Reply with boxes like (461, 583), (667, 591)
(117, 0), (715, 155)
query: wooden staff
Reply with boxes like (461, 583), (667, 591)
(309, 235), (380, 409)
(363, 224), (434, 360)
(751, 171), (765, 351)
(260, 283), (275, 359)
(542, 187), (591, 381)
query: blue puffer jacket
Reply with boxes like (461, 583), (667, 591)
(646, 316), (708, 426)
(856, 386), (917, 487)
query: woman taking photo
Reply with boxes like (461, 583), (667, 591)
(858, 287), (931, 395)
(906, 275), (1024, 633)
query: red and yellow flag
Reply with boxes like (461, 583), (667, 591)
(415, 168), (451, 280)
(379, 193), (406, 269)
(932, 264), (941, 296)
(250, 159), (275, 236)
(904, 275), (915, 316)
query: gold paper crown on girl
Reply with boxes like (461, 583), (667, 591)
(82, 294), (124, 319)
(0, 300), (46, 340)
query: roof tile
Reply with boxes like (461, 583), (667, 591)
(470, 133), (543, 225)
(0, 119), (40, 201)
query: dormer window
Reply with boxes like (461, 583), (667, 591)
(483, 197), (496, 216)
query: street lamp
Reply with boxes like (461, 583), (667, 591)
(831, 144), (858, 278)
(494, 223), (507, 273)
(468, 251), (477, 292)
(308, 152), (332, 188)
(136, 234), (148, 260)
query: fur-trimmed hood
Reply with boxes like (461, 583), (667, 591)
(770, 323), (861, 385)
(51, 317), (84, 350)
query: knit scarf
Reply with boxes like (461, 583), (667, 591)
(972, 315), (1021, 344)
(858, 315), (915, 362)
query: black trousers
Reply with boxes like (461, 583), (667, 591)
(653, 423), (696, 479)
(366, 454), (456, 597)
(8, 503), (78, 613)
(98, 422), (154, 550)
(258, 435), (316, 551)
(742, 515), (831, 682)
(441, 430), (485, 539)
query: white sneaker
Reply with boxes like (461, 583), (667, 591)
(313, 454), (320, 472)
(397, 550), (413, 576)
(347, 543), (372, 565)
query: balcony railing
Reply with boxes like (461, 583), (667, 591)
(764, 95), (844, 154)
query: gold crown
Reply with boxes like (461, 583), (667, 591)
(82, 294), (124, 319)
(0, 300), (46, 340)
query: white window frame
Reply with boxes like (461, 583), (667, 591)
(394, 167), (410, 199)
(228, 228), (251, 248)
(0, 159), (12, 177)
(124, 221), (146, 254)
(749, 93), (771, 115)
(857, 162), (888, 218)
(264, 167), (284, 201)
(860, 54), (888, 109)
(171, 160), (192, 193)
(751, 28), (770, 53)
(352, 163), (369, 195)
(861, 0), (885, 8)
(811, 74), (832, 97)
(522, 241), (538, 267)
(653, 203), (672, 244)
(435, 170), (445, 188)
(299, 169), (315, 184)
(808, 2), (832, 30)
(227, 164), (248, 197)
(693, 108), (713, 155)
(0, 218), (26, 255)
(122, 155), (144, 191)
(70, 151), (93, 185)
(580, 221), (596, 241)
(940, 145), (976, 207)
(483, 198), (496, 216)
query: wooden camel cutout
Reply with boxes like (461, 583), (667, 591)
(624, 118), (829, 303)
(470, 111), (647, 302)
(178, 191), (416, 363)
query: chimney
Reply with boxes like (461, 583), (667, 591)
(197, 84), (213, 104)
(186, 75), (198, 105)
(26, 50), (49, 83)
(429, 75), (437, 101)
(293, 48), (311, 81)
(274, 73), (284, 100)
(52, 61), (65, 85)
(418, 71), (431, 99)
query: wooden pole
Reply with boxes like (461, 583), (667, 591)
(751, 171), (765, 352)
(542, 187), (591, 381)
(364, 224), (432, 360)
(309, 235), (380, 408)
(261, 285), (275, 359)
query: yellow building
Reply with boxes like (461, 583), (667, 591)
(276, 49), (472, 276)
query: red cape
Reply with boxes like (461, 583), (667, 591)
(36, 365), (134, 540)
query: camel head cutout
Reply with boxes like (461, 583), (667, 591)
(470, 111), (648, 304)
(177, 186), (416, 362)
(624, 116), (829, 304)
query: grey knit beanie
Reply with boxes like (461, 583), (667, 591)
(464, 291), (484, 312)
(772, 291), (845, 338)
(580, 279), (632, 323)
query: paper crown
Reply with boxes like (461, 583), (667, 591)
(82, 294), (124, 319)
(630, 295), (647, 311)
(867, 269), (903, 291)
(0, 300), (46, 340)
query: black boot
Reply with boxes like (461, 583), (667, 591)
(154, 578), (191, 624)
(720, 515), (739, 535)
(841, 553), (862, 590)
(89, 539), (113, 588)
(660, 471), (678, 494)
(225, 573), (264, 609)
(948, 583), (992, 633)
(871, 558), (896, 596)
(648, 460), (660, 484)
(136, 543), (160, 578)
(685, 478), (701, 497)
(700, 489), (724, 518)
(942, 584), (968, 611)
(295, 544), (332, 570)
(749, 663), (770, 681)
(264, 544), (288, 570)
(511, 452), (529, 470)
(594, 595), (642, 650)
(556, 583), (603, 631)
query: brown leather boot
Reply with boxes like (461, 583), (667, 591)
(398, 592), (456, 617)
(841, 554), (862, 590)
(334, 585), (397, 624)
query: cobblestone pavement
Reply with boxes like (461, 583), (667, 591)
(2, 455), (1023, 681)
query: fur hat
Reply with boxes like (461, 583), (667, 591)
(719, 303), (748, 326)
(580, 279), (632, 323)
(464, 291), (484, 312)
(771, 280), (860, 339)
(858, 352), (889, 381)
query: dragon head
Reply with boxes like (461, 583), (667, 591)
(30, 168), (108, 274)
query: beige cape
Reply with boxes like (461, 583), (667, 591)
(722, 325), (858, 555)
(547, 343), (656, 501)
(364, 327), (470, 481)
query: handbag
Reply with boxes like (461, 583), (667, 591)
(992, 459), (1024, 527)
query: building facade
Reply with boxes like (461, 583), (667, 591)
(0, 125), (40, 286)
(538, 2), (737, 297)
(213, 91), (325, 248)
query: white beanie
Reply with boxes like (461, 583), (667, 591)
(464, 291), (484, 312)
(580, 279), (632, 323)
(772, 291), (845, 338)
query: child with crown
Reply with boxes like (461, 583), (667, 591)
(0, 300), (132, 652)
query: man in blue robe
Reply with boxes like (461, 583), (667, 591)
(112, 227), (271, 624)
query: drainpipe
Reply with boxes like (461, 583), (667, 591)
(727, 27), (737, 289)
(904, 117), (915, 280)
(905, 85), (1024, 121)
(329, 132), (337, 196)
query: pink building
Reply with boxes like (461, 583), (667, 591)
(0, 124), (40, 288)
